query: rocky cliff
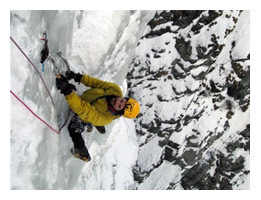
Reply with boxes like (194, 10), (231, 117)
(127, 10), (250, 190)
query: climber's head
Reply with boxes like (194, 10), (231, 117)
(109, 97), (140, 118)
(110, 97), (127, 112)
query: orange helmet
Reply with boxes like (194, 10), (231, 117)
(123, 98), (140, 119)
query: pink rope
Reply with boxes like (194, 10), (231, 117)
(10, 37), (71, 134)
(59, 108), (71, 132)
(10, 36), (55, 106)
(10, 90), (70, 134)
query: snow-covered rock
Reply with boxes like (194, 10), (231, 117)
(127, 10), (250, 190)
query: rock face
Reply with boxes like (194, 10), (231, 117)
(127, 10), (250, 190)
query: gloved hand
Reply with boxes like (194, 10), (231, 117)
(56, 74), (76, 95)
(65, 70), (83, 83)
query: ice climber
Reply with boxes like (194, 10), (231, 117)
(56, 71), (140, 162)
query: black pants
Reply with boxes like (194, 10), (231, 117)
(68, 115), (106, 149)
(68, 115), (87, 149)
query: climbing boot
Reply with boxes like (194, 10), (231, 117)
(95, 126), (106, 134)
(71, 146), (91, 162)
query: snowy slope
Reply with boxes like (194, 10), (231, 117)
(10, 10), (155, 189)
(127, 10), (250, 190)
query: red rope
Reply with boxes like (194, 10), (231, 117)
(10, 90), (70, 134)
(59, 108), (71, 132)
(10, 36), (55, 106)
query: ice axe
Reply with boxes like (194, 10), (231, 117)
(55, 52), (72, 81)
(57, 51), (71, 72)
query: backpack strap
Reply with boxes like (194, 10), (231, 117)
(90, 95), (120, 119)
(90, 95), (107, 105)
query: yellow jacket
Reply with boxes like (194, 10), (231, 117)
(65, 75), (123, 126)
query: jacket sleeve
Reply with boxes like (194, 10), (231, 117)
(65, 91), (113, 126)
(80, 75), (123, 97)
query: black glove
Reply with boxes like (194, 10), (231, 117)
(56, 74), (76, 95)
(65, 70), (83, 83)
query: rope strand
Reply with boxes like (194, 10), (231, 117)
(10, 90), (71, 134)
(10, 36), (71, 134)
(10, 36), (55, 106)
